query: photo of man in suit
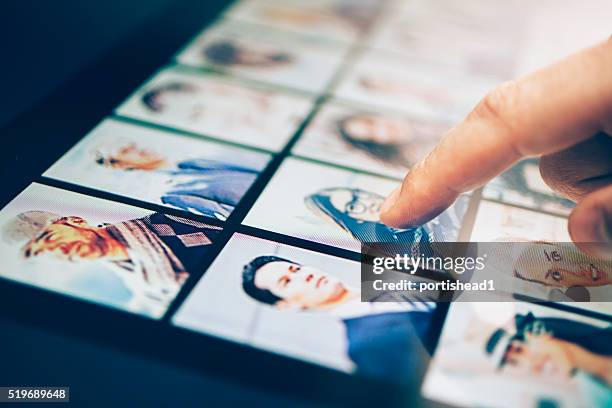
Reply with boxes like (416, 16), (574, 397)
(241, 255), (434, 383)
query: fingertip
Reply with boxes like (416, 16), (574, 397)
(380, 185), (451, 229)
(568, 187), (612, 259)
(379, 185), (419, 228)
(380, 186), (400, 215)
(379, 189), (412, 228)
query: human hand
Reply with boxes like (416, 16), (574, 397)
(380, 38), (612, 259)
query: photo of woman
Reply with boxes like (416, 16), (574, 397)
(293, 101), (448, 178)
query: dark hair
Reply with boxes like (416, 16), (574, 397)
(336, 115), (407, 166)
(242, 255), (293, 305)
(204, 40), (292, 67)
(141, 82), (196, 112)
(204, 41), (242, 65)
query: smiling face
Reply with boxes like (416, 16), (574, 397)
(514, 243), (611, 288)
(22, 216), (126, 261)
(253, 261), (347, 309)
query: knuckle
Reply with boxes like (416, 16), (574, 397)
(473, 80), (530, 156)
(475, 81), (519, 128)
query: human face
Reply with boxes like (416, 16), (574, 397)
(23, 217), (120, 261)
(237, 48), (291, 67)
(503, 333), (574, 380)
(515, 243), (611, 287)
(325, 188), (383, 223)
(100, 143), (166, 171)
(207, 41), (291, 68)
(254, 261), (346, 309)
(344, 115), (407, 145)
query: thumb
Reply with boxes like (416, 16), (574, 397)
(568, 183), (612, 259)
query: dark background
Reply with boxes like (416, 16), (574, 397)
(0, 0), (170, 128)
(0, 1), (316, 406)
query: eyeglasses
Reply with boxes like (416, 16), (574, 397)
(344, 190), (381, 217)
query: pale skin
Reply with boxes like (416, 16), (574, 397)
(253, 261), (358, 310)
(505, 332), (612, 386)
(23, 216), (129, 262)
(380, 38), (612, 259)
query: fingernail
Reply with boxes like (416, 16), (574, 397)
(381, 187), (400, 214)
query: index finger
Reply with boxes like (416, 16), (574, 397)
(380, 38), (612, 228)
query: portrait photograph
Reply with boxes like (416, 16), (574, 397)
(116, 67), (313, 152)
(176, 19), (348, 94)
(464, 240), (612, 310)
(292, 100), (449, 179)
(225, 0), (379, 42)
(173, 233), (434, 384)
(421, 302), (612, 407)
(0, 183), (222, 319)
(469, 200), (571, 242)
(243, 158), (468, 252)
(45, 119), (271, 221)
(483, 158), (575, 216)
(367, 10), (521, 79)
(334, 50), (497, 122)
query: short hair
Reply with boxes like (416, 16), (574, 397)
(204, 41), (241, 65)
(242, 255), (293, 305)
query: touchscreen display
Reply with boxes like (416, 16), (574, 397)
(0, 0), (610, 405)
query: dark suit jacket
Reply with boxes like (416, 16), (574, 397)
(343, 310), (432, 384)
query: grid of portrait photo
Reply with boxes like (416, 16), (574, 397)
(1, 0), (610, 406)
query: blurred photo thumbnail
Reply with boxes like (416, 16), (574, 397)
(173, 234), (434, 383)
(334, 50), (497, 122)
(177, 20), (348, 93)
(226, 0), (380, 42)
(0, 184), (221, 318)
(422, 302), (612, 407)
(45, 119), (270, 221)
(117, 67), (313, 151)
(244, 158), (468, 252)
(470, 201), (571, 242)
(368, 10), (523, 79)
(483, 158), (575, 216)
(293, 100), (449, 178)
